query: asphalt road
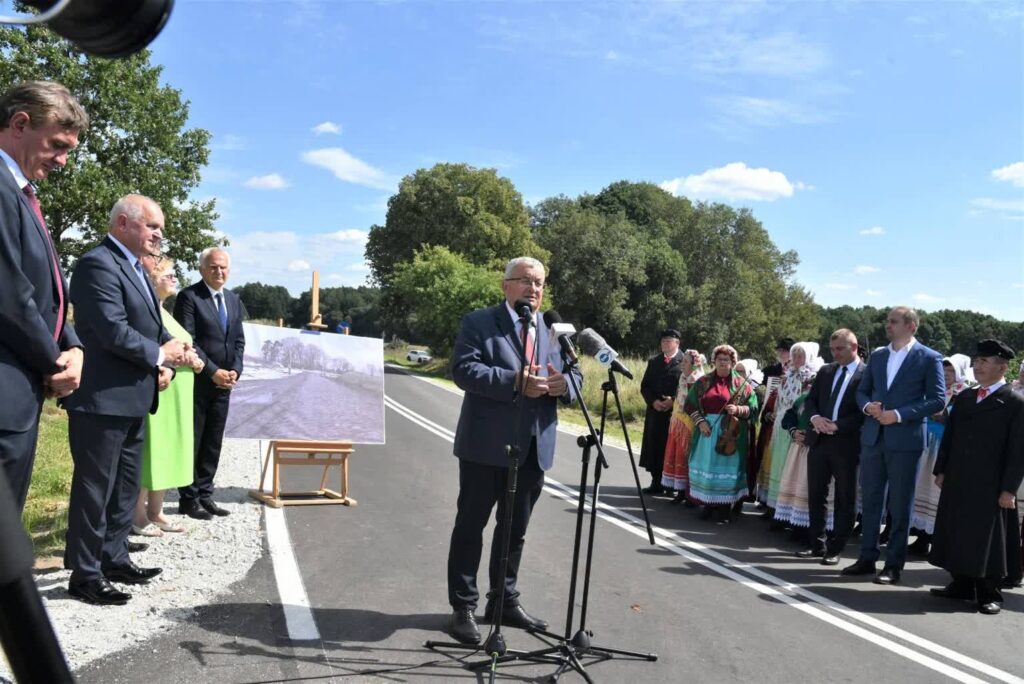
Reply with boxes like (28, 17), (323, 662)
(77, 367), (1024, 683)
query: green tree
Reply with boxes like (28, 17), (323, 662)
(389, 246), (503, 355)
(365, 163), (546, 287)
(0, 24), (220, 269)
(233, 282), (293, 322)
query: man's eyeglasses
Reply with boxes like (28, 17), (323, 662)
(504, 277), (545, 289)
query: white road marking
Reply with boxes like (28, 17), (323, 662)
(264, 504), (320, 641)
(384, 389), (1023, 684)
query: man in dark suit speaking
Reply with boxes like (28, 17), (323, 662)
(445, 256), (582, 645)
(843, 306), (945, 585)
(0, 81), (88, 512)
(797, 328), (865, 565)
(174, 247), (245, 519)
(64, 195), (190, 605)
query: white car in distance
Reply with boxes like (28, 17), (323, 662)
(406, 349), (432, 364)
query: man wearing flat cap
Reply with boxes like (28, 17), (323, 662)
(928, 339), (1024, 615)
(639, 328), (685, 494)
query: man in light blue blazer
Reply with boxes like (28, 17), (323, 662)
(445, 256), (581, 645)
(843, 307), (945, 584)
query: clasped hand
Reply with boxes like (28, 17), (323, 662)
(518, 363), (567, 399)
(865, 402), (898, 425)
(45, 347), (84, 399)
(810, 415), (837, 435)
(212, 368), (238, 389)
(160, 338), (196, 367)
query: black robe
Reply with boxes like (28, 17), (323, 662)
(639, 351), (685, 474)
(929, 385), (1024, 579)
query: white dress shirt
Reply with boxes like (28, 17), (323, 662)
(886, 338), (917, 389)
(0, 147), (29, 190)
(828, 358), (860, 421)
(976, 380), (1006, 402)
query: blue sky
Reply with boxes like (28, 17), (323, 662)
(146, 0), (1023, 321)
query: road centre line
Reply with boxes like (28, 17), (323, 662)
(384, 392), (1021, 684)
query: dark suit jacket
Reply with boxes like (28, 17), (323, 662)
(451, 304), (581, 471)
(173, 281), (245, 384)
(855, 342), (945, 451)
(803, 361), (865, 450)
(0, 167), (80, 431)
(63, 237), (171, 418)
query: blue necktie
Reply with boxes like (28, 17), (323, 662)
(133, 260), (154, 309)
(215, 292), (228, 333)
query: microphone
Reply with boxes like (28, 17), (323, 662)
(514, 297), (533, 321)
(5, 1), (175, 58)
(576, 328), (634, 380)
(542, 310), (578, 364)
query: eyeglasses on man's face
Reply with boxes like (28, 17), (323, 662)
(504, 277), (545, 289)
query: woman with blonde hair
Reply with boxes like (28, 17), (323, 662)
(132, 256), (203, 536)
(684, 345), (758, 523)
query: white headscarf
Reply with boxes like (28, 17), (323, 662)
(736, 358), (764, 386)
(790, 341), (824, 373)
(942, 353), (975, 401)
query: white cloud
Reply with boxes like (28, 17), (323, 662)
(210, 134), (246, 152)
(859, 226), (886, 236)
(312, 121), (342, 135)
(696, 32), (828, 78)
(346, 261), (370, 271)
(912, 292), (944, 304)
(326, 229), (369, 244)
(707, 95), (827, 128)
(992, 161), (1024, 187)
(1012, 283), (1024, 289)
(302, 147), (394, 190)
(244, 173), (289, 190)
(824, 283), (852, 290)
(287, 259), (311, 272)
(854, 265), (881, 275)
(660, 162), (805, 202)
(970, 197), (1024, 213)
(605, 50), (620, 61)
(864, 289), (883, 297)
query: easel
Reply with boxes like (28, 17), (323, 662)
(249, 439), (357, 507)
(247, 271), (357, 508)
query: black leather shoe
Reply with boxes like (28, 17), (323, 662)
(199, 498), (230, 517)
(127, 541), (149, 553)
(105, 561), (162, 585)
(68, 579), (131, 605)
(907, 536), (930, 556)
(669, 491), (687, 505)
(641, 483), (664, 495)
(929, 584), (975, 600)
(697, 506), (713, 521)
(796, 547), (825, 559)
(821, 554), (841, 566)
(978, 602), (1001, 615)
(873, 567), (901, 585)
(179, 500), (213, 520)
(841, 560), (877, 576)
(1000, 577), (1022, 589)
(484, 602), (548, 631)
(448, 609), (481, 644)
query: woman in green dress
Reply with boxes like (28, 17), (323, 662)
(132, 256), (202, 536)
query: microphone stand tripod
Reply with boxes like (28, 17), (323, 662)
(424, 308), (539, 683)
(462, 350), (657, 682)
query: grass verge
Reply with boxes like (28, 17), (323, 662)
(23, 402), (72, 559)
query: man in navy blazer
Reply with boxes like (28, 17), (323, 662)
(173, 247), (245, 519)
(63, 195), (191, 605)
(445, 256), (581, 645)
(843, 307), (945, 584)
(0, 81), (88, 512)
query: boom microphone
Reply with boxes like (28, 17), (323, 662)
(576, 328), (634, 380)
(542, 310), (578, 364)
(514, 297), (533, 320)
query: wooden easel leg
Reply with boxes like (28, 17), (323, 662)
(318, 464), (330, 491)
(272, 445), (281, 499)
(258, 440), (274, 493)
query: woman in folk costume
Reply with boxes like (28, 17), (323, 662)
(684, 345), (759, 524)
(908, 353), (976, 555)
(773, 351), (826, 536)
(662, 350), (707, 503)
(736, 358), (764, 503)
(765, 342), (823, 526)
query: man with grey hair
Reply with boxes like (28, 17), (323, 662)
(174, 246), (246, 519)
(64, 194), (192, 605)
(0, 80), (89, 512)
(444, 255), (581, 644)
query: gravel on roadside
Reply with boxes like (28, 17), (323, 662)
(1, 438), (266, 678)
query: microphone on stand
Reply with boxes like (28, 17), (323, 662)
(542, 310), (578, 365)
(576, 328), (634, 380)
(514, 297), (533, 321)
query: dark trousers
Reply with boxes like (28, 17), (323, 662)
(807, 438), (859, 554)
(447, 440), (544, 611)
(179, 380), (231, 502)
(858, 441), (920, 569)
(948, 574), (1003, 604)
(0, 407), (43, 513)
(65, 412), (144, 583)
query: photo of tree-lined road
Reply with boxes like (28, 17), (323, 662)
(224, 323), (385, 443)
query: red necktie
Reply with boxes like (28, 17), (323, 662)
(23, 185), (65, 342)
(521, 321), (536, 368)
(977, 387), (989, 402)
